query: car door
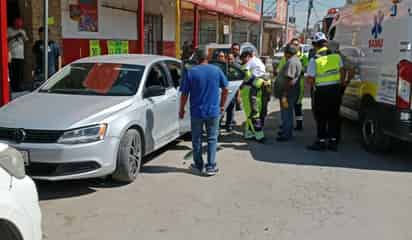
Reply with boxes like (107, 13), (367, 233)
(143, 63), (178, 149)
(164, 60), (191, 135)
(209, 60), (244, 109)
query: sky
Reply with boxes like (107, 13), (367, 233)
(287, 0), (346, 30)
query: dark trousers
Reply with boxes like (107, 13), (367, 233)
(225, 99), (236, 127)
(10, 59), (24, 92)
(313, 85), (341, 140)
(294, 103), (303, 122)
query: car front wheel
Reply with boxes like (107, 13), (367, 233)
(112, 129), (142, 183)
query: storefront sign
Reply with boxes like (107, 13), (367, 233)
(184, 0), (261, 21)
(107, 40), (129, 55)
(89, 40), (101, 56)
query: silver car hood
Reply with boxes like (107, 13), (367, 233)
(0, 93), (133, 130)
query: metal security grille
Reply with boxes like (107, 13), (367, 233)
(144, 15), (163, 55)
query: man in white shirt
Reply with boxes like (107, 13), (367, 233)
(244, 54), (266, 78)
(8, 18), (28, 92)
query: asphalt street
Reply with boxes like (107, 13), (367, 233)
(37, 98), (412, 240)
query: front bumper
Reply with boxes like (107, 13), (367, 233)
(379, 104), (412, 142)
(1, 137), (120, 181)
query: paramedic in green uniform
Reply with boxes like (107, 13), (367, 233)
(239, 50), (270, 142)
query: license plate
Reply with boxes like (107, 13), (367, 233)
(18, 150), (30, 166)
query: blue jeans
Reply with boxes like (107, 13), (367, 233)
(191, 116), (220, 169)
(280, 92), (298, 139)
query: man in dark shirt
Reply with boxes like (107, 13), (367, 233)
(32, 27), (62, 80)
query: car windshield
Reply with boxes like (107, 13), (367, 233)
(40, 63), (145, 96)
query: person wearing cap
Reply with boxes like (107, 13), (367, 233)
(32, 27), (62, 82)
(179, 49), (229, 176)
(306, 32), (345, 152)
(274, 44), (303, 141)
(239, 50), (270, 142)
(7, 18), (28, 92)
(275, 38), (309, 131)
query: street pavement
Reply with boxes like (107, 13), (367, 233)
(37, 98), (412, 240)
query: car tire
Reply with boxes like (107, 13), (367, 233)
(360, 106), (391, 153)
(112, 129), (142, 183)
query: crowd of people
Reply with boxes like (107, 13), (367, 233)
(7, 18), (61, 92)
(180, 32), (349, 176)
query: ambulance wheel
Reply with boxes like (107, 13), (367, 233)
(360, 106), (391, 153)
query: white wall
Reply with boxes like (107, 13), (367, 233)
(61, 0), (137, 39)
(61, 0), (176, 41)
(145, 0), (176, 41)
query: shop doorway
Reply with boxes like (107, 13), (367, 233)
(144, 15), (163, 55)
(7, 0), (21, 26)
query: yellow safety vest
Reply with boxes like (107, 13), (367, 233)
(242, 66), (264, 89)
(314, 47), (341, 87)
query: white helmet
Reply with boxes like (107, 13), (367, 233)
(312, 32), (327, 43)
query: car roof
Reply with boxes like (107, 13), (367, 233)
(74, 54), (180, 66)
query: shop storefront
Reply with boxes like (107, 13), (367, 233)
(181, 0), (262, 50)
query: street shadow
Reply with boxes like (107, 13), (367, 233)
(36, 141), (192, 200)
(219, 109), (412, 173)
(141, 165), (191, 174)
(36, 180), (98, 201)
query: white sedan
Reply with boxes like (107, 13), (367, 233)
(0, 55), (243, 183)
(0, 143), (42, 240)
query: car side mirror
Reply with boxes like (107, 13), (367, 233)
(144, 85), (166, 98)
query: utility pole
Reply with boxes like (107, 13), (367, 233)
(258, 0), (265, 55)
(284, 0), (289, 43)
(304, 0), (313, 42)
(43, 0), (48, 83)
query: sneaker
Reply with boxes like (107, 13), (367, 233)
(328, 139), (339, 152)
(204, 166), (219, 176)
(226, 126), (234, 132)
(294, 122), (303, 131)
(189, 164), (203, 175)
(276, 136), (290, 142)
(307, 141), (327, 151)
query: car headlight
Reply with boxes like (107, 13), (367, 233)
(58, 124), (107, 145)
(0, 144), (26, 179)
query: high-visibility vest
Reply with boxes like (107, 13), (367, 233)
(241, 66), (264, 89)
(315, 48), (341, 87)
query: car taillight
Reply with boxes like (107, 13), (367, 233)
(397, 60), (412, 109)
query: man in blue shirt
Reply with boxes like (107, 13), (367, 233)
(179, 49), (229, 176)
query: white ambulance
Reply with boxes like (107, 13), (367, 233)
(328, 0), (412, 152)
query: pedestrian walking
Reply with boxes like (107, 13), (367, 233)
(239, 50), (270, 142)
(230, 43), (243, 111)
(221, 52), (238, 132)
(306, 32), (345, 152)
(8, 18), (28, 92)
(274, 44), (303, 142)
(217, 51), (226, 62)
(231, 43), (241, 64)
(275, 38), (308, 131)
(32, 27), (62, 86)
(179, 49), (229, 176)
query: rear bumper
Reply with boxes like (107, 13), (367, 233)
(379, 104), (412, 142)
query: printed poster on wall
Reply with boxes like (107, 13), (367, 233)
(70, 0), (99, 32)
(89, 40), (101, 56)
(107, 40), (129, 55)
